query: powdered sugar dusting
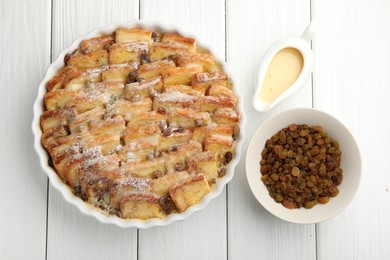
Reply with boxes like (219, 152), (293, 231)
(126, 41), (148, 51)
(78, 83), (111, 102)
(85, 65), (109, 75)
(126, 152), (139, 163)
(109, 61), (139, 70)
(216, 108), (237, 118)
(156, 92), (196, 104)
(119, 176), (151, 190)
(195, 72), (227, 82)
(142, 59), (175, 70)
(66, 142), (105, 167)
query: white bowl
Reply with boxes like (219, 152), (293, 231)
(246, 108), (361, 224)
(32, 20), (246, 228)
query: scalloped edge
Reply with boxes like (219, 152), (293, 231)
(32, 20), (246, 229)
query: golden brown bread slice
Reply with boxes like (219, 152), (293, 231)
(79, 167), (123, 205)
(107, 99), (153, 121)
(193, 125), (233, 143)
(118, 139), (159, 163)
(204, 134), (233, 156)
(40, 107), (76, 132)
(164, 84), (203, 97)
(64, 150), (119, 189)
(169, 173), (211, 212)
(153, 92), (197, 112)
(186, 151), (218, 182)
(127, 111), (167, 126)
(168, 108), (210, 128)
(161, 33), (196, 52)
(159, 129), (193, 151)
(88, 116), (126, 136)
(46, 66), (106, 92)
(161, 66), (203, 85)
(120, 192), (162, 219)
(122, 157), (166, 179)
(213, 108), (240, 126)
(68, 107), (105, 134)
(110, 176), (151, 210)
(123, 122), (161, 143)
(41, 126), (69, 151)
(44, 89), (78, 111)
(79, 35), (114, 54)
(44, 82), (124, 112)
(177, 53), (216, 72)
(149, 42), (189, 61)
(108, 42), (148, 64)
(195, 96), (235, 112)
(124, 76), (163, 100)
(72, 82), (124, 113)
(101, 62), (139, 83)
(137, 60), (176, 80)
(191, 72), (229, 94)
(66, 49), (108, 70)
(163, 141), (203, 174)
(115, 28), (152, 44)
(46, 67), (68, 91)
(63, 66), (106, 91)
(150, 171), (190, 196)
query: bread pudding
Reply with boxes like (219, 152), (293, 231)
(40, 27), (240, 220)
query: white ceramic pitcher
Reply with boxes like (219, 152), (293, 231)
(252, 22), (317, 113)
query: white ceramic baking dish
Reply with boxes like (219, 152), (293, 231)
(32, 20), (246, 228)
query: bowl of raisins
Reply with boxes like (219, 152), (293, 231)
(246, 108), (361, 224)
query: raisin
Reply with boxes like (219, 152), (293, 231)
(175, 162), (185, 171)
(177, 126), (185, 133)
(167, 54), (179, 65)
(288, 124), (297, 131)
(157, 107), (167, 115)
(282, 200), (296, 209)
(154, 170), (163, 178)
(131, 95), (141, 102)
(64, 53), (71, 65)
(126, 71), (138, 84)
(162, 127), (173, 137)
(151, 32), (162, 42)
(169, 145), (178, 152)
(140, 51), (151, 64)
(224, 152), (233, 163)
(159, 195), (177, 215)
(48, 158), (54, 168)
(217, 167), (227, 177)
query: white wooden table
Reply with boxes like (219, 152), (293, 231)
(1, 0), (389, 259)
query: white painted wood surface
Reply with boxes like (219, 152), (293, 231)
(226, 1), (316, 259)
(0, 0), (50, 259)
(314, 0), (390, 259)
(1, 0), (390, 259)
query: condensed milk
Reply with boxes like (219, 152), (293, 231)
(259, 48), (304, 103)
(253, 22), (316, 113)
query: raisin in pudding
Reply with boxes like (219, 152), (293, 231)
(40, 27), (240, 220)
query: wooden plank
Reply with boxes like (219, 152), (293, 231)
(47, 1), (139, 260)
(313, 0), (390, 259)
(0, 0), (50, 259)
(227, 1), (316, 259)
(138, 0), (227, 259)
